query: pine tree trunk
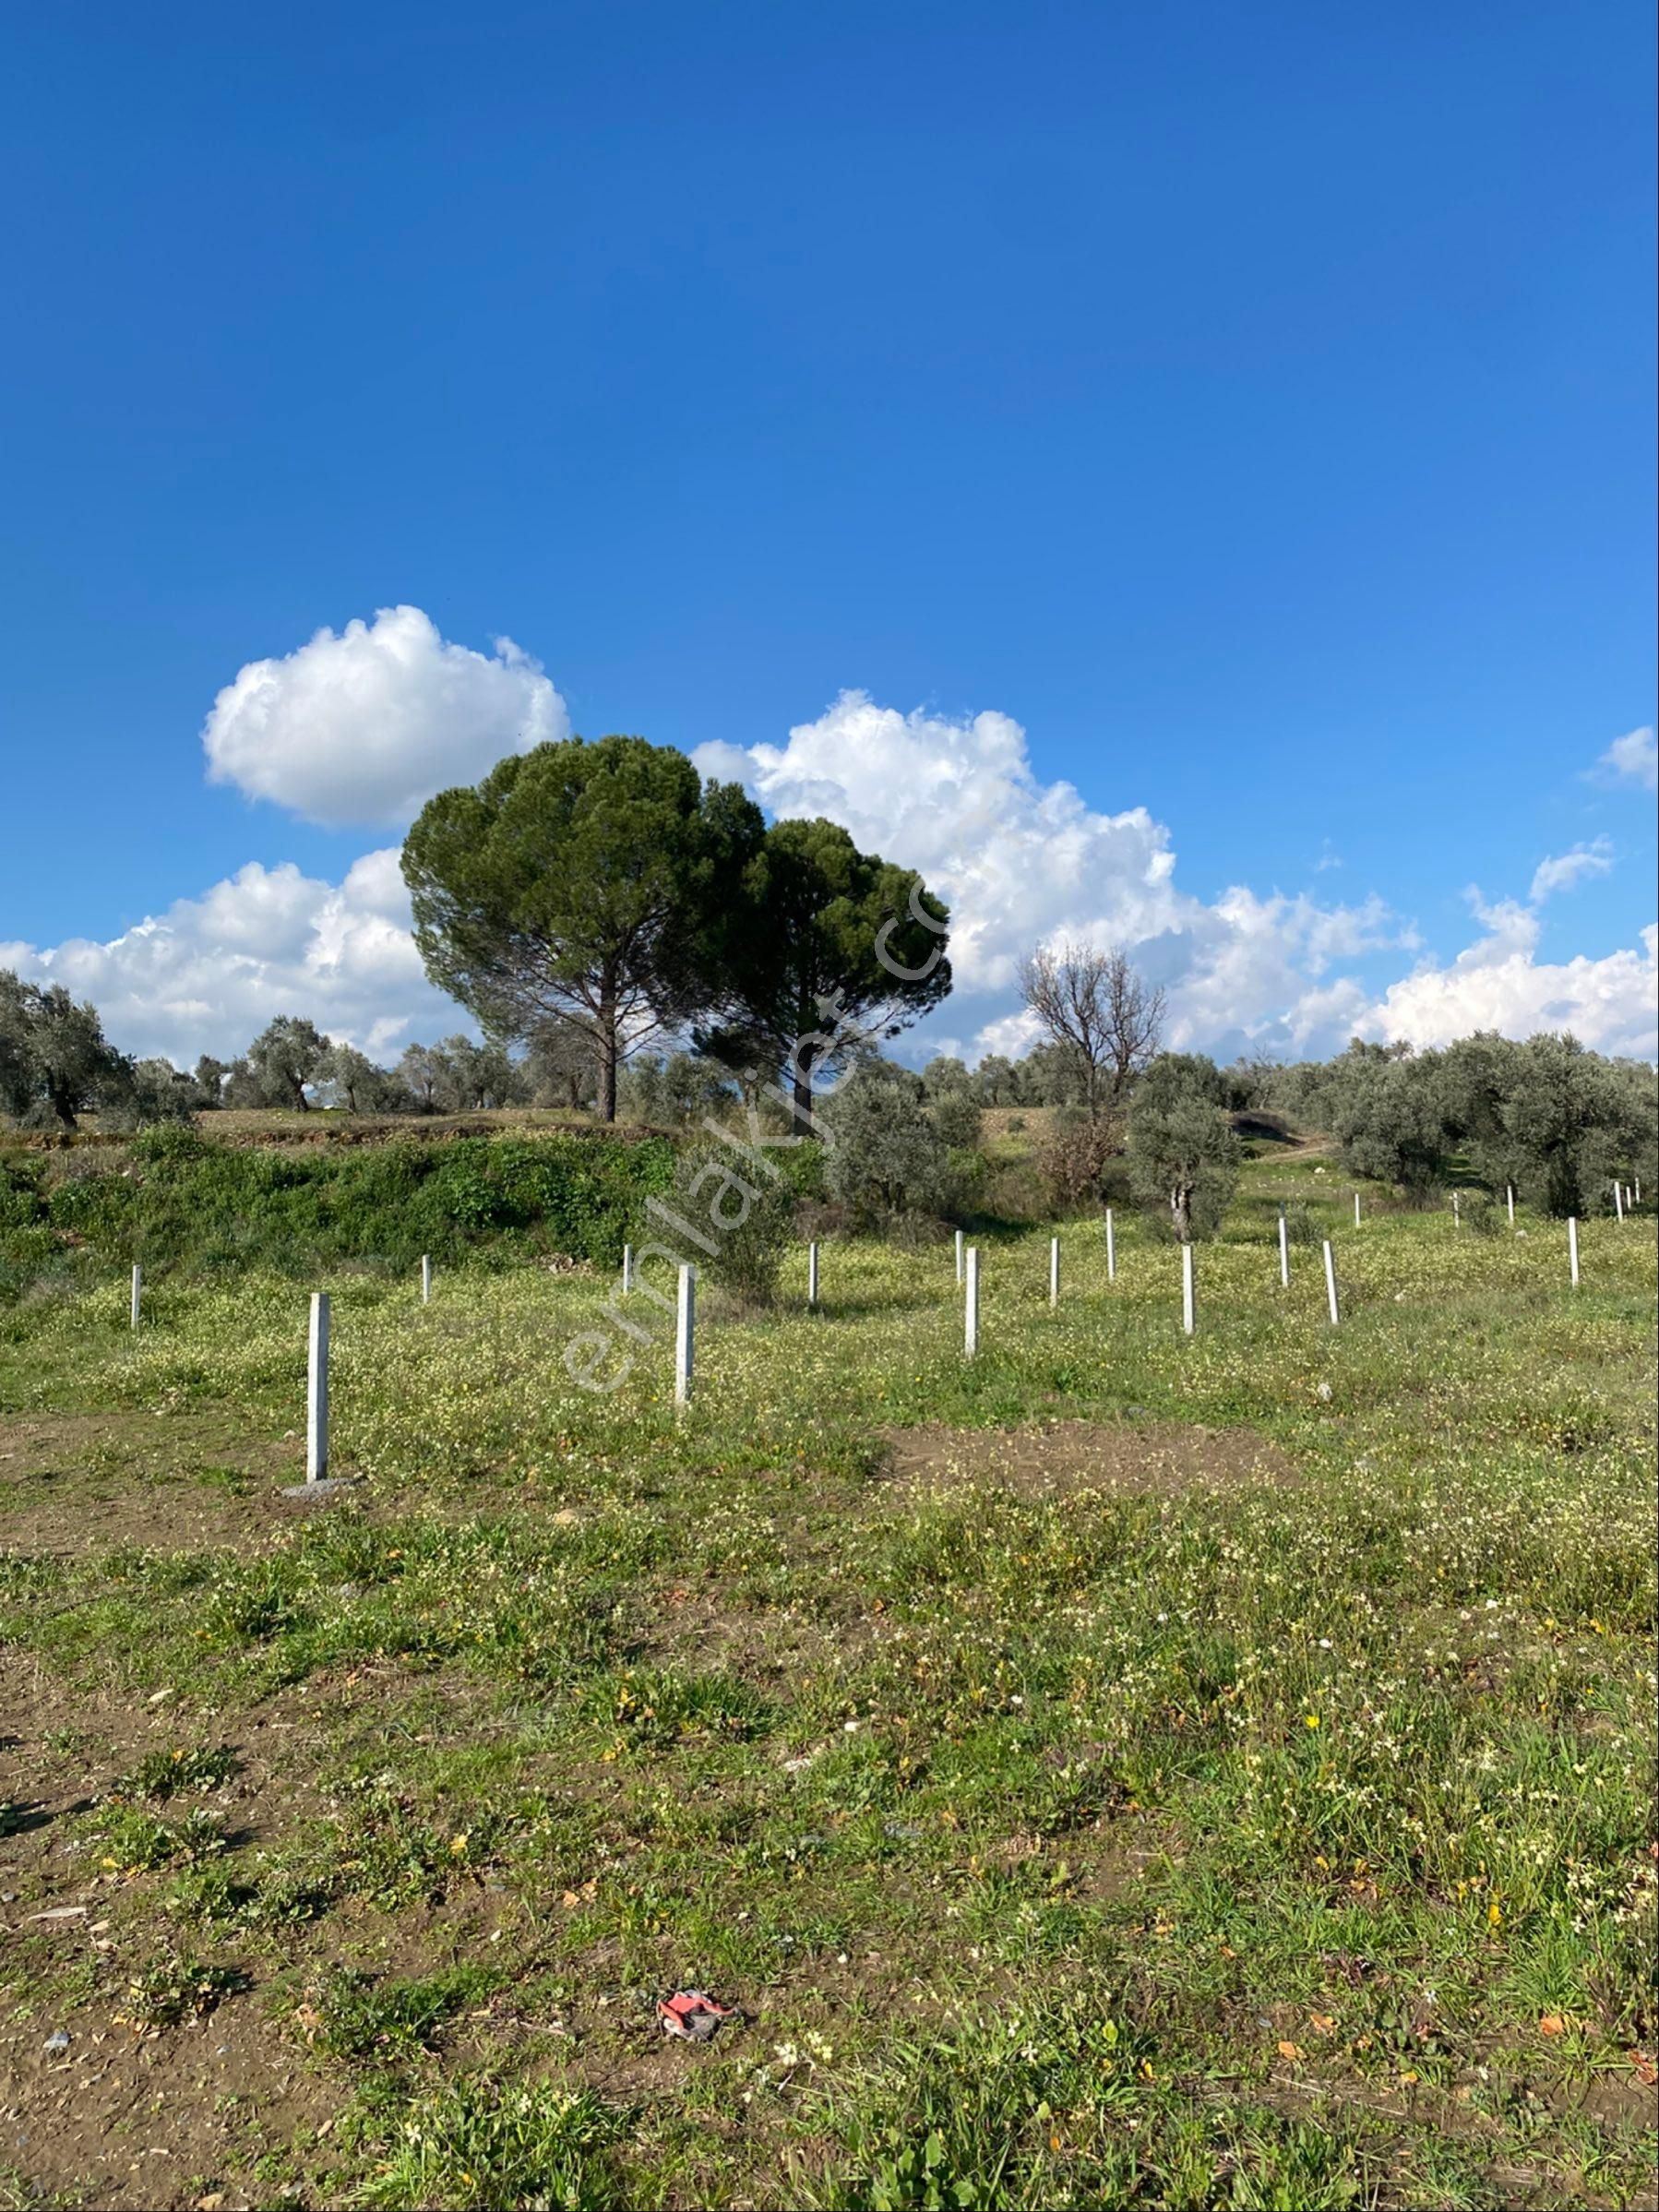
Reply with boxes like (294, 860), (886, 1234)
(596, 970), (620, 1122)
(792, 1060), (816, 1139)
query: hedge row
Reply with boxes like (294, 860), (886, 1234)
(0, 1123), (680, 1300)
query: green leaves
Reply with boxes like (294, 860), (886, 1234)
(0, 968), (131, 1130)
(0, 1126), (677, 1297)
(402, 735), (766, 1118)
(1128, 1055), (1242, 1241)
(694, 816), (951, 1124)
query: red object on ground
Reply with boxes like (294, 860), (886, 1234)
(657, 1990), (736, 2040)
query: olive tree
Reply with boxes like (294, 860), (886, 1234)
(0, 972), (132, 1130)
(820, 1061), (957, 1229)
(316, 1042), (408, 1114)
(243, 1016), (329, 1112)
(1127, 1053), (1241, 1242)
(1500, 1034), (1621, 1217)
(1330, 1046), (1454, 1198)
(522, 1021), (596, 1113)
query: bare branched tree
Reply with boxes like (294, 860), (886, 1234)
(1016, 942), (1166, 1124)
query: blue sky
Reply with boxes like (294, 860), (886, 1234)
(2, 2), (1653, 1066)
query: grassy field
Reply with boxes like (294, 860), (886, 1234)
(1, 1154), (1654, 2209)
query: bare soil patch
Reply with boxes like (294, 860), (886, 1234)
(0, 1648), (314, 1895)
(0, 1652), (340, 2211)
(0, 2011), (340, 2212)
(0, 1411), (305, 1559)
(878, 1417), (1300, 1501)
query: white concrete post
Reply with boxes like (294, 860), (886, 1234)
(1614, 1182), (1624, 1224)
(1181, 1243), (1195, 1335)
(306, 1293), (330, 1483)
(421, 1254), (432, 1304)
(954, 1228), (963, 1285)
(1322, 1239), (1340, 1327)
(1506, 1184), (1515, 1229)
(1049, 1236), (1060, 1309)
(1354, 1191), (1361, 1228)
(1105, 1209), (1116, 1283)
(807, 1240), (820, 1310)
(1452, 1191), (1462, 1229)
(674, 1264), (695, 1408)
(1569, 1216), (1580, 1287)
(1636, 1177), (1642, 1204)
(1278, 1210), (1290, 1289)
(130, 1263), (142, 1331)
(622, 1244), (635, 1294)
(964, 1246), (979, 1357)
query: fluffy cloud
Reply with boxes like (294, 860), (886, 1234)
(696, 690), (1408, 1059)
(1357, 920), (1657, 1059)
(202, 604), (567, 828)
(1595, 725), (1658, 793)
(9, 683), (1653, 1075)
(698, 690), (1656, 1065)
(1529, 839), (1613, 903)
(0, 851), (456, 1063)
(1342, 831), (1655, 1058)
(698, 694), (1196, 997)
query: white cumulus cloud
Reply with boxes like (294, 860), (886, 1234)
(1595, 725), (1658, 792)
(1529, 839), (1613, 903)
(202, 604), (567, 828)
(698, 690), (1656, 1064)
(0, 851), (457, 1064)
(9, 682), (1653, 1076)
(1356, 921), (1657, 1058)
(1346, 839), (1655, 1058)
(696, 689), (1410, 1061)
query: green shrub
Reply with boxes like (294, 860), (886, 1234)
(1460, 1190), (1501, 1237)
(0, 1226), (60, 1300)
(1279, 1201), (1323, 1247)
(0, 1155), (47, 1229)
(669, 1139), (798, 1306)
(928, 1090), (982, 1149)
(128, 1121), (211, 1167)
(0, 1129), (678, 1298)
(772, 1136), (828, 1202)
(92, 1805), (227, 1873)
(111, 1745), (238, 1801)
(822, 1066), (956, 1230)
(47, 1172), (135, 1240)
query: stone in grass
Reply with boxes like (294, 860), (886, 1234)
(43, 2030), (70, 2052)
